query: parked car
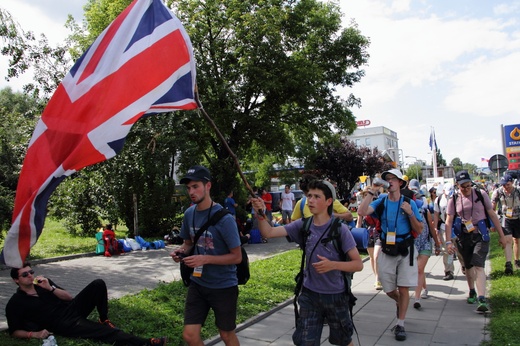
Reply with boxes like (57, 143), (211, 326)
(269, 190), (304, 212)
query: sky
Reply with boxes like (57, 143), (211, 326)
(1, 0), (519, 169)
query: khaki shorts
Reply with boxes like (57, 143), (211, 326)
(377, 246), (418, 292)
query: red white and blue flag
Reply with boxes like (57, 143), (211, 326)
(1, 0), (198, 267)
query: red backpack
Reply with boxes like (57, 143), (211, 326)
(102, 229), (121, 257)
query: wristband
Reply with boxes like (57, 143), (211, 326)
(367, 191), (375, 196)
(445, 241), (452, 244)
(28, 331), (32, 339)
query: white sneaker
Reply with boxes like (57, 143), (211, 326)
(421, 289), (429, 299)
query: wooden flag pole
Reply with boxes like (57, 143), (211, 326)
(194, 92), (265, 216)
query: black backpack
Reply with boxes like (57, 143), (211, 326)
(294, 217), (357, 327)
(180, 208), (250, 286)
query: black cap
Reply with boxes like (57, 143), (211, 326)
(455, 170), (471, 185)
(180, 165), (211, 184)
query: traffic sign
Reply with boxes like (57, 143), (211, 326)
(488, 154), (509, 173)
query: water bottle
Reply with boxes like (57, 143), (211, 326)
(42, 335), (57, 346)
(373, 177), (390, 189)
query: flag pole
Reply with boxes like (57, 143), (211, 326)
(194, 90), (264, 214)
(432, 127), (438, 178)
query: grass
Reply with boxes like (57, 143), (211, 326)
(0, 249), (300, 345)
(484, 231), (520, 346)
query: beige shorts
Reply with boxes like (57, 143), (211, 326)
(376, 246), (418, 292)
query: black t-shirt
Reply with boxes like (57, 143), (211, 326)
(6, 279), (70, 334)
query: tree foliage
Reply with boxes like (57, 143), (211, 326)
(311, 137), (392, 199)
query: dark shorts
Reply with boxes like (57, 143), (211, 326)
(456, 232), (488, 269)
(292, 288), (353, 346)
(184, 282), (238, 332)
(503, 218), (520, 238)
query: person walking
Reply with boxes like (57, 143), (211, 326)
(444, 170), (506, 312)
(491, 174), (520, 273)
(433, 183), (456, 280)
(357, 169), (424, 341)
(280, 184), (295, 225)
(251, 179), (363, 346)
(170, 165), (242, 346)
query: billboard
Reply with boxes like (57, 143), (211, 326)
(503, 124), (520, 170)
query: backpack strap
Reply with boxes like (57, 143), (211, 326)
(189, 207), (231, 255)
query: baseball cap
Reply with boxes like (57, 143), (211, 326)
(322, 180), (337, 200)
(180, 165), (211, 184)
(500, 174), (513, 185)
(443, 183), (454, 197)
(455, 170), (471, 185)
(409, 179), (420, 191)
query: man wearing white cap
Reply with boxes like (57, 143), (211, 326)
(433, 183), (456, 280)
(358, 169), (423, 341)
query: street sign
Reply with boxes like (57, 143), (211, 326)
(488, 154), (509, 173)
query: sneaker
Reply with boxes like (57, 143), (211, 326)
(374, 281), (383, 290)
(515, 260), (520, 269)
(413, 301), (421, 309)
(443, 271), (454, 281)
(505, 262), (513, 275)
(421, 289), (429, 299)
(392, 325), (407, 341)
(99, 319), (117, 329)
(149, 337), (167, 346)
(477, 300), (489, 313)
(467, 293), (477, 304)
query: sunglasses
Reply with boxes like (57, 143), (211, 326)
(460, 183), (472, 189)
(19, 270), (35, 278)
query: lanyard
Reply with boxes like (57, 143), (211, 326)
(384, 197), (402, 234)
(459, 190), (474, 221)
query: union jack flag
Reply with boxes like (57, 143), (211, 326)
(1, 0), (198, 267)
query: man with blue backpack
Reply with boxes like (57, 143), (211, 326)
(252, 179), (363, 346)
(358, 169), (424, 341)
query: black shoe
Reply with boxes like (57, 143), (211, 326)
(516, 260), (520, 270)
(413, 301), (421, 309)
(149, 337), (167, 346)
(392, 325), (407, 341)
(443, 271), (454, 280)
(505, 262), (514, 275)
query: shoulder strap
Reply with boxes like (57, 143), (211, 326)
(190, 207), (230, 255)
(474, 188), (491, 227)
(375, 196), (387, 218)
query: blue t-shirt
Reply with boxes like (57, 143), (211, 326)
(285, 218), (357, 294)
(224, 197), (236, 215)
(180, 204), (241, 288)
(369, 196), (422, 242)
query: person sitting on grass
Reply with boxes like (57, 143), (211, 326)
(6, 262), (166, 346)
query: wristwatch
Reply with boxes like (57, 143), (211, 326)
(51, 285), (57, 292)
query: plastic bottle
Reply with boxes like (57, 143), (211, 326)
(373, 177), (390, 189)
(42, 335), (57, 346)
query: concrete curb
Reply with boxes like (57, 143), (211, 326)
(0, 252), (99, 271)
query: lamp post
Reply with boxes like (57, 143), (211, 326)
(405, 156), (420, 181)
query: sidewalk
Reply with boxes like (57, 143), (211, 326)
(206, 254), (490, 346)
(1, 240), (490, 345)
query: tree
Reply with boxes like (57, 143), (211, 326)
(405, 165), (421, 182)
(450, 157), (463, 173)
(0, 88), (42, 235)
(311, 137), (392, 199)
(435, 148), (447, 167)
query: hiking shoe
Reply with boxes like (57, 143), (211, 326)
(413, 301), (421, 309)
(149, 337), (167, 345)
(443, 271), (454, 281)
(477, 300), (489, 313)
(421, 289), (429, 299)
(374, 281), (383, 290)
(99, 319), (117, 329)
(515, 260), (520, 269)
(467, 293), (477, 304)
(505, 262), (514, 275)
(392, 325), (407, 341)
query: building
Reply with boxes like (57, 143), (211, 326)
(347, 126), (402, 167)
